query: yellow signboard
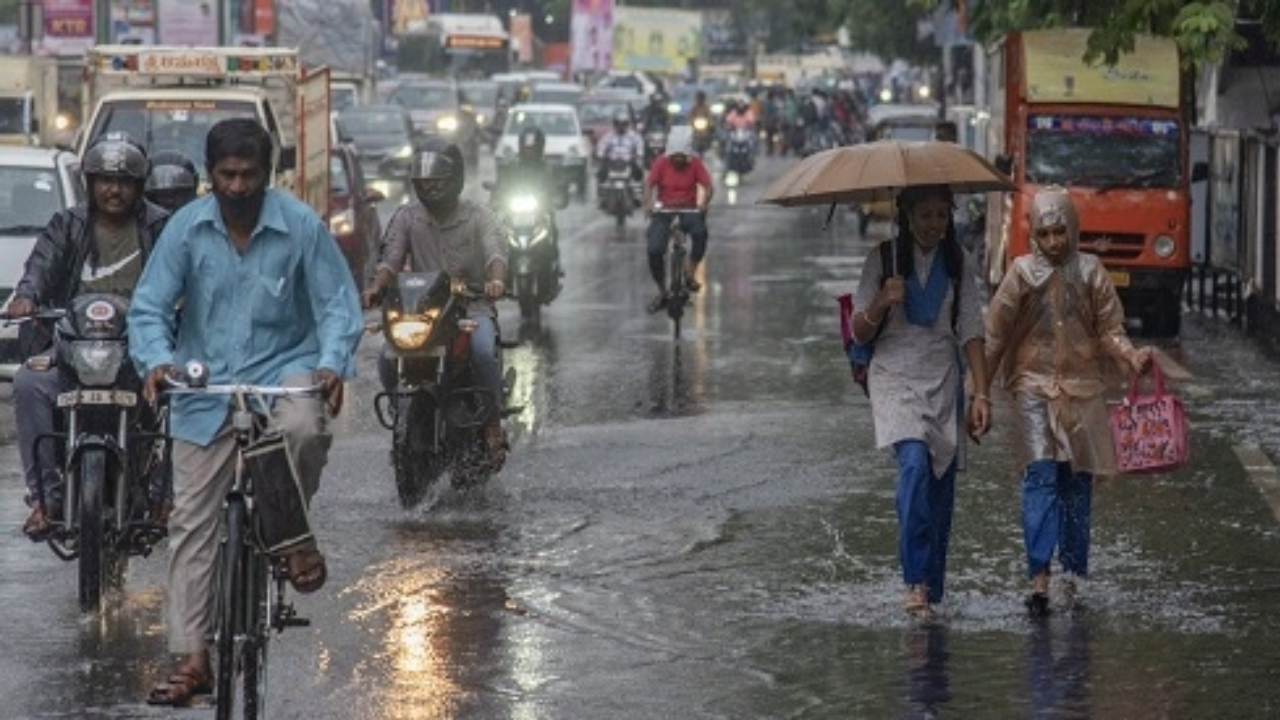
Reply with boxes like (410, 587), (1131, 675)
(612, 7), (701, 74)
(1022, 28), (1180, 108)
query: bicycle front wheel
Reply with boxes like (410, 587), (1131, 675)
(215, 497), (268, 720)
(667, 240), (687, 337)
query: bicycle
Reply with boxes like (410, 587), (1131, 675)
(165, 363), (322, 720)
(654, 208), (699, 339)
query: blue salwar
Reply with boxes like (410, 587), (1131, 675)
(1021, 460), (1092, 579)
(894, 440), (957, 604)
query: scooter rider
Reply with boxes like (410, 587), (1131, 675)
(490, 126), (563, 291)
(595, 109), (644, 190)
(2, 132), (170, 540)
(361, 139), (511, 467)
(642, 125), (713, 314)
(144, 149), (200, 212)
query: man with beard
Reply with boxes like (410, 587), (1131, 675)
(3, 132), (170, 540)
(129, 118), (363, 706)
(360, 138), (509, 467)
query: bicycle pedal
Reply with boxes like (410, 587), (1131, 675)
(280, 615), (312, 628)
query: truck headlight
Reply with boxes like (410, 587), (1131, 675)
(1153, 234), (1176, 258)
(329, 208), (355, 236)
(437, 115), (459, 132)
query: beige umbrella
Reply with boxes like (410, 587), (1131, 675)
(757, 139), (1014, 207)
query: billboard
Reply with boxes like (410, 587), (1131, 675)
(570, 0), (614, 73)
(1023, 29), (1180, 108)
(158, 0), (219, 46)
(35, 0), (94, 56)
(611, 6), (701, 75)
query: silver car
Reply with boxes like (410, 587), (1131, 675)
(0, 147), (84, 380)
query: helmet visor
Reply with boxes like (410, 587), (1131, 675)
(410, 151), (458, 181)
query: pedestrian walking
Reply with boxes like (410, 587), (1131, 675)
(983, 186), (1152, 616)
(850, 183), (991, 619)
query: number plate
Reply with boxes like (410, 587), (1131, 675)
(1108, 270), (1131, 288)
(57, 389), (138, 407)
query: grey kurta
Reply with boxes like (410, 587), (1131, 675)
(853, 243), (985, 477)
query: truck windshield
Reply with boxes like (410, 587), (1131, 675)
(0, 98), (27, 134)
(88, 98), (259, 175)
(1025, 114), (1181, 189)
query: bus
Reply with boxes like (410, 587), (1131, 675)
(396, 13), (514, 78)
(984, 28), (1206, 337)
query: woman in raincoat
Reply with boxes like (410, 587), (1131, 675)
(851, 184), (991, 619)
(983, 186), (1152, 616)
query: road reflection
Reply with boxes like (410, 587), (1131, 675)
(898, 624), (951, 719)
(1027, 617), (1092, 719)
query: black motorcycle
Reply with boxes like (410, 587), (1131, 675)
(691, 115), (715, 155)
(23, 293), (168, 612)
(599, 158), (639, 228)
(372, 272), (518, 508)
(486, 179), (564, 319)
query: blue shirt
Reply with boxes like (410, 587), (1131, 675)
(128, 190), (364, 446)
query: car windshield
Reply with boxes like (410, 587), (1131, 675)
(388, 85), (455, 110)
(876, 124), (934, 141)
(0, 166), (64, 231)
(579, 101), (630, 125)
(462, 83), (499, 108)
(339, 111), (407, 136)
(531, 88), (582, 105)
(1025, 115), (1181, 188)
(505, 109), (577, 137)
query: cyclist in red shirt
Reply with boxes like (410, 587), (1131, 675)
(641, 125), (714, 313)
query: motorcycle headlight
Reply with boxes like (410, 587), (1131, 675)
(388, 316), (433, 350)
(437, 115), (459, 132)
(70, 340), (126, 386)
(667, 102), (681, 115)
(693, 117), (709, 131)
(711, 102), (725, 115)
(508, 194), (539, 214)
(329, 208), (355, 236)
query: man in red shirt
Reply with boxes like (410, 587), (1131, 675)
(641, 125), (714, 313)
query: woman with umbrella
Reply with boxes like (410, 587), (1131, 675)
(850, 183), (991, 619)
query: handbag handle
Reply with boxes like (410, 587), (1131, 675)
(1126, 355), (1166, 404)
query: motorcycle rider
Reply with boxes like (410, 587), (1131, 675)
(722, 98), (759, 160)
(2, 132), (170, 540)
(594, 109), (645, 196)
(361, 139), (510, 467)
(642, 125), (713, 313)
(144, 149), (200, 212)
(489, 126), (563, 294)
(689, 90), (716, 152)
(639, 91), (671, 134)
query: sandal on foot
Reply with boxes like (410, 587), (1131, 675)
(904, 584), (932, 618)
(146, 669), (213, 706)
(285, 543), (328, 594)
(22, 504), (59, 542)
(1025, 592), (1051, 617)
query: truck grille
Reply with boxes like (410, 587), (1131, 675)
(1079, 232), (1145, 261)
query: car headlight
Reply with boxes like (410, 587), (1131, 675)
(329, 208), (355, 236)
(54, 112), (73, 131)
(508, 194), (538, 214)
(389, 317), (433, 350)
(693, 117), (709, 131)
(1153, 234), (1176, 258)
(394, 144), (413, 158)
(476, 113), (487, 125)
(437, 115), (459, 132)
(70, 340), (125, 386)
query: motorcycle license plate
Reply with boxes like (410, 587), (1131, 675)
(57, 389), (138, 407)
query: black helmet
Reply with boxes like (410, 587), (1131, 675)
(145, 149), (199, 210)
(410, 139), (465, 211)
(518, 126), (545, 161)
(612, 109), (630, 130)
(83, 132), (149, 182)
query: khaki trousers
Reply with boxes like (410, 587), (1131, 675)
(165, 374), (331, 654)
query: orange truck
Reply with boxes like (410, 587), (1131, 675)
(983, 28), (1206, 336)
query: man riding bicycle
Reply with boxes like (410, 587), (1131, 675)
(641, 125), (713, 314)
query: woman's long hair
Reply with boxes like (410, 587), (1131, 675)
(892, 185), (964, 283)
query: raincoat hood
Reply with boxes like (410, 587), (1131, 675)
(1020, 185), (1081, 288)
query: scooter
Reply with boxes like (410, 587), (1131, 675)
(598, 158), (640, 228)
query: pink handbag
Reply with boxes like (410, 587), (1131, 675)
(1108, 359), (1190, 474)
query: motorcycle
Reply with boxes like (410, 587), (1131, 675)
(22, 293), (168, 613)
(599, 158), (640, 228)
(691, 115), (715, 155)
(498, 190), (561, 318)
(372, 272), (519, 508)
(723, 126), (756, 185)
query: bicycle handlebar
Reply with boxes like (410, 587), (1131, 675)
(162, 361), (324, 398)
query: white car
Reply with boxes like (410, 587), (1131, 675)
(497, 103), (591, 199)
(0, 147), (84, 380)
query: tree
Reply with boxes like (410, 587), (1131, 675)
(965, 0), (1280, 69)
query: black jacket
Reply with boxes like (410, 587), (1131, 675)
(15, 200), (169, 355)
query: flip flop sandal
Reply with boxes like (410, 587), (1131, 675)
(286, 545), (328, 594)
(146, 669), (213, 707)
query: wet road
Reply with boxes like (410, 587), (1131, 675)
(3, 152), (1280, 719)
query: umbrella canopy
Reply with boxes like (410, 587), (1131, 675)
(757, 140), (1014, 207)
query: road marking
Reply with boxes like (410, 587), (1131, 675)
(1234, 444), (1280, 525)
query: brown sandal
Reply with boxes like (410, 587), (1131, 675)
(22, 504), (59, 542)
(146, 668), (213, 706)
(285, 543), (328, 594)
